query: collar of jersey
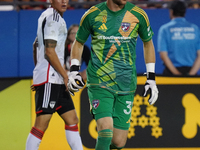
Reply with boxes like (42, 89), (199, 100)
(172, 17), (186, 22)
(104, 1), (127, 16)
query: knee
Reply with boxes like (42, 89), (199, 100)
(34, 115), (51, 132)
(65, 116), (79, 125)
(72, 116), (79, 124)
(34, 125), (48, 133)
(98, 123), (113, 131)
(96, 117), (113, 131)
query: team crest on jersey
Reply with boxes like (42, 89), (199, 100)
(121, 22), (130, 32)
(92, 100), (99, 109)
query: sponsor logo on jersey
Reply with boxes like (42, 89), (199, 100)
(50, 101), (56, 108)
(126, 119), (131, 123)
(97, 35), (131, 40)
(121, 22), (130, 32)
(98, 23), (107, 32)
(92, 100), (99, 109)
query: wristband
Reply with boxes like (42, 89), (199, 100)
(70, 65), (80, 72)
(71, 59), (80, 66)
(146, 63), (155, 73)
(147, 72), (155, 80)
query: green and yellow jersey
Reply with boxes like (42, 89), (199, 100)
(76, 2), (153, 94)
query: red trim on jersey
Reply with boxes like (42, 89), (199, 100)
(33, 82), (47, 87)
(56, 105), (62, 110)
(30, 127), (44, 140)
(65, 124), (78, 131)
(46, 63), (50, 82)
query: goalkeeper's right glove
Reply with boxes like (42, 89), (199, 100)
(142, 72), (159, 105)
(67, 65), (85, 96)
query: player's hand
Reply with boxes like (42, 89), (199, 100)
(142, 72), (158, 105)
(30, 85), (36, 91)
(67, 70), (85, 96)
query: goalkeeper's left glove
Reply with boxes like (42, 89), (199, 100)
(67, 65), (85, 96)
(142, 72), (158, 105)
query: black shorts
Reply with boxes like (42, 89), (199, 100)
(34, 83), (75, 115)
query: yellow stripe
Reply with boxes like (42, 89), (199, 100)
(103, 23), (107, 29)
(132, 7), (149, 26)
(99, 132), (113, 137)
(137, 76), (200, 85)
(80, 6), (99, 26)
(132, 6), (149, 26)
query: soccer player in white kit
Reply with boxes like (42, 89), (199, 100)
(25, 0), (83, 149)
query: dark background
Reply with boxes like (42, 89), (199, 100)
(80, 84), (200, 148)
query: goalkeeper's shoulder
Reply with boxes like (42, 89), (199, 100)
(80, 3), (104, 23)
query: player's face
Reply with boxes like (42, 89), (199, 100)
(112, 0), (127, 6)
(51, 0), (68, 15)
(68, 26), (78, 43)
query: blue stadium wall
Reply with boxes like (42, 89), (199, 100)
(0, 9), (200, 78)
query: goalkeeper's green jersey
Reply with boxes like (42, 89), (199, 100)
(76, 2), (153, 94)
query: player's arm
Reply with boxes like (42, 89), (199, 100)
(67, 8), (92, 95)
(67, 39), (85, 96)
(159, 51), (181, 75)
(71, 39), (84, 62)
(33, 37), (38, 66)
(143, 39), (158, 105)
(79, 45), (91, 80)
(143, 39), (155, 64)
(44, 39), (68, 86)
(189, 50), (200, 75)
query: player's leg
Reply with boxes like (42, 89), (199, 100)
(26, 114), (52, 150)
(57, 85), (83, 150)
(26, 83), (58, 150)
(95, 117), (113, 150)
(88, 87), (114, 150)
(110, 128), (129, 149)
(60, 110), (83, 150)
(110, 93), (134, 149)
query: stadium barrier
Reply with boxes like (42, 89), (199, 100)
(1, 9), (200, 78)
(1, 77), (200, 150)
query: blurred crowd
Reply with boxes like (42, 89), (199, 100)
(0, 0), (200, 11)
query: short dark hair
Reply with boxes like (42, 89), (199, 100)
(169, 0), (187, 17)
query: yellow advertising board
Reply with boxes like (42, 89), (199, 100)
(29, 77), (200, 150)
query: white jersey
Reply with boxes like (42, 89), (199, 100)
(33, 8), (67, 86)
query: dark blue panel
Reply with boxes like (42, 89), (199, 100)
(64, 9), (91, 71)
(1, 8), (200, 78)
(136, 9), (200, 74)
(18, 9), (89, 77)
(0, 11), (18, 77)
(64, 9), (91, 48)
(18, 10), (43, 77)
(136, 9), (170, 74)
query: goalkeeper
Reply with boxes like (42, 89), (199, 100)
(68, 1), (159, 149)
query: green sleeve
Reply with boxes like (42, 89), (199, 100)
(76, 7), (97, 44)
(137, 9), (154, 42)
